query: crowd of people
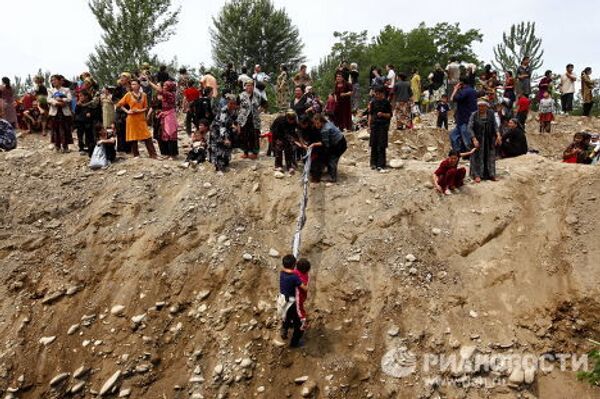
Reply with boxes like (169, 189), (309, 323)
(0, 57), (599, 348)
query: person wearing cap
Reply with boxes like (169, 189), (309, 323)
(271, 110), (300, 173)
(467, 100), (501, 183)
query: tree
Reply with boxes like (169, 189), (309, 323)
(493, 21), (544, 75)
(210, 0), (306, 75)
(87, 0), (181, 86)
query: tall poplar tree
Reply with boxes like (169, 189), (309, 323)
(87, 0), (180, 85)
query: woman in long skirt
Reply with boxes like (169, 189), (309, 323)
(468, 101), (501, 182)
(333, 73), (353, 131)
(150, 80), (179, 158)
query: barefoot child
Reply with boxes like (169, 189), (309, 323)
(433, 149), (475, 195)
(293, 258), (311, 331)
(278, 254), (307, 347)
(182, 119), (209, 168)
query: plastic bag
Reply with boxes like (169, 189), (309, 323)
(89, 144), (109, 169)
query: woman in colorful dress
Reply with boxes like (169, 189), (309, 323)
(47, 75), (73, 152)
(333, 72), (353, 131)
(276, 65), (290, 111)
(0, 78), (18, 128)
(503, 71), (516, 106)
(149, 80), (178, 158)
(116, 79), (158, 159)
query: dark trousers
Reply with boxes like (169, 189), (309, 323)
(283, 304), (304, 347)
(158, 140), (179, 157)
(241, 119), (259, 154)
(130, 138), (158, 158)
(583, 102), (594, 117)
(437, 167), (466, 190)
(516, 111), (528, 128)
(185, 109), (198, 135)
(326, 137), (347, 182)
(115, 112), (131, 153)
(561, 93), (574, 113)
(436, 114), (448, 129)
(274, 138), (297, 170)
(76, 122), (95, 156)
(370, 143), (386, 169)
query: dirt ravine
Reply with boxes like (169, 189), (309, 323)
(1, 113), (600, 399)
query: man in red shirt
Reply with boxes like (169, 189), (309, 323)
(183, 80), (201, 136)
(515, 93), (530, 129)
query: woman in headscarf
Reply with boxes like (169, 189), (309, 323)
(312, 113), (347, 183)
(349, 63), (360, 112)
(290, 86), (309, 118)
(237, 80), (265, 159)
(333, 72), (353, 131)
(116, 78), (158, 159)
(499, 118), (528, 159)
(149, 80), (179, 158)
(581, 67), (595, 117)
(276, 65), (290, 111)
(0, 78), (18, 128)
(47, 75), (73, 152)
(468, 100), (501, 182)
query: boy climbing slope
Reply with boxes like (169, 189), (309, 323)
(277, 254), (307, 348)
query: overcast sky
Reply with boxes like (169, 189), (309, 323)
(1, 0), (599, 79)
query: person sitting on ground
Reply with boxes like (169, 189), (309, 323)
(432, 149), (474, 195)
(499, 118), (528, 158)
(0, 107), (17, 151)
(293, 258), (311, 331)
(563, 132), (593, 164)
(271, 110), (300, 173)
(368, 86), (392, 170)
(278, 254), (307, 348)
(96, 123), (116, 163)
(538, 91), (555, 133)
(182, 119), (209, 168)
(23, 100), (44, 133)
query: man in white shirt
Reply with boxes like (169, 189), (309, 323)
(385, 64), (396, 92)
(445, 58), (461, 96)
(560, 63), (577, 113)
(253, 64), (270, 84)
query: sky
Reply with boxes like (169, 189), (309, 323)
(1, 0), (600, 79)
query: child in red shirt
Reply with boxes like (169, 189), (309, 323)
(515, 93), (530, 128)
(293, 258), (311, 330)
(433, 149), (475, 195)
(260, 131), (273, 156)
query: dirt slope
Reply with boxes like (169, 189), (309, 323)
(0, 114), (600, 399)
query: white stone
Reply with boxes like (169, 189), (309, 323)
(242, 253), (253, 261)
(67, 324), (80, 335)
(405, 254), (417, 263)
(508, 367), (524, 385)
(71, 381), (86, 394)
(432, 228), (442, 235)
(240, 358), (253, 369)
(213, 364), (224, 375)
(347, 254), (361, 262)
(274, 171), (285, 179)
(116, 170), (127, 176)
(268, 248), (280, 258)
(389, 159), (405, 169)
(387, 326), (400, 337)
(39, 336), (56, 346)
(111, 305), (125, 316)
(294, 376), (309, 384)
(49, 372), (70, 387)
(118, 388), (131, 397)
(131, 314), (146, 324)
(99, 370), (121, 396)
